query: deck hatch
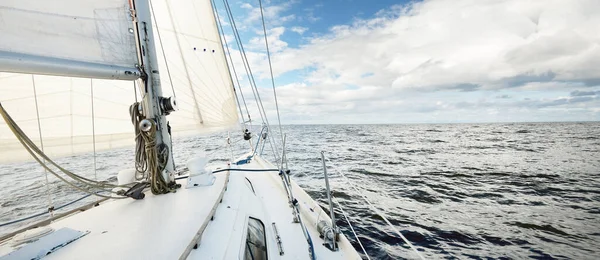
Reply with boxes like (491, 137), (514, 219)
(244, 217), (267, 260)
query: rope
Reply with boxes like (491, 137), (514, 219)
(138, 118), (172, 195)
(127, 100), (172, 195)
(332, 196), (371, 260)
(257, 0), (285, 156)
(325, 157), (426, 260)
(130, 102), (148, 179)
(0, 103), (129, 199)
(31, 75), (54, 214)
(91, 79), (100, 206)
(91, 79), (97, 182)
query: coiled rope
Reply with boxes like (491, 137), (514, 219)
(129, 102), (173, 195)
(325, 157), (426, 260)
(130, 102), (148, 180)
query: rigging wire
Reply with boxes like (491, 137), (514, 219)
(211, 0), (249, 130)
(149, 0), (177, 101)
(222, 0), (265, 124)
(332, 196), (371, 260)
(325, 157), (426, 260)
(222, 0), (282, 166)
(257, 0), (285, 155)
(0, 193), (100, 228)
(31, 75), (54, 214)
(221, 0), (271, 124)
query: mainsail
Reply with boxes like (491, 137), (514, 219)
(0, 0), (139, 163)
(0, 0), (240, 163)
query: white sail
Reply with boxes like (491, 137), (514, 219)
(0, 0), (139, 78)
(0, 0), (139, 163)
(0, 0), (240, 163)
(151, 0), (239, 136)
(0, 74), (136, 163)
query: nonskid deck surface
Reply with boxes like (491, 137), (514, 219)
(0, 155), (360, 259)
(191, 155), (360, 259)
(0, 172), (228, 259)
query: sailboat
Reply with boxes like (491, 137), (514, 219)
(0, 0), (364, 259)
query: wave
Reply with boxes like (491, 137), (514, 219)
(515, 130), (531, 134)
(507, 222), (570, 237)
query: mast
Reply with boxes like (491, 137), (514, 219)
(131, 0), (175, 187)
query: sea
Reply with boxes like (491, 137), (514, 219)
(1, 122), (599, 259)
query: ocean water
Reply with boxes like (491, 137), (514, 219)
(1, 123), (599, 259)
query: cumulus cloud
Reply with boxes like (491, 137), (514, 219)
(242, 1), (296, 25)
(290, 26), (308, 35)
(248, 27), (288, 52)
(267, 0), (600, 89)
(233, 0), (600, 123)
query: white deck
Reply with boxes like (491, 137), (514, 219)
(191, 155), (360, 259)
(0, 155), (360, 259)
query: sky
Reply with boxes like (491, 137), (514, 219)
(213, 0), (600, 124)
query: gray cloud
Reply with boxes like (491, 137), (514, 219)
(501, 72), (556, 88)
(570, 90), (600, 97)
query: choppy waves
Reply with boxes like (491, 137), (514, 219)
(1, 122), (600, 259)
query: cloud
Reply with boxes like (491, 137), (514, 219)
(261, 0), (600, 90)
(248, 26), (288, 52)
(240, 3), (252, 9)
(290, 26), (308, 35)
(571, 90), (600, 97)
(243, 1), (296, 26)
(232, 0), (600, 123)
